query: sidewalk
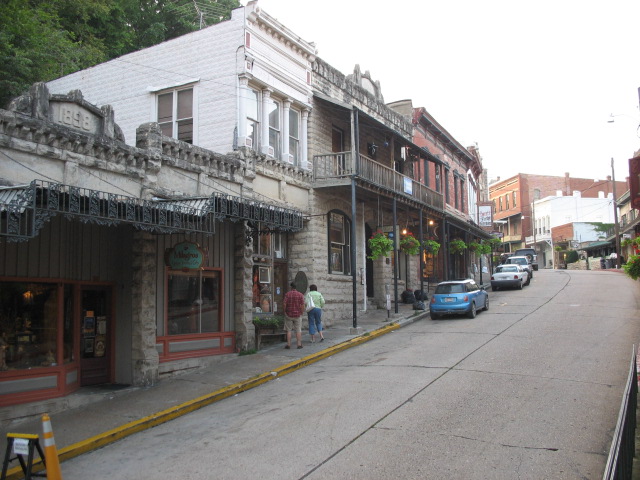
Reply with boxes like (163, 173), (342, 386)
(1, 304), (427, 478)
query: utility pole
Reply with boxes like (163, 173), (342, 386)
(611, 158), (621, 269)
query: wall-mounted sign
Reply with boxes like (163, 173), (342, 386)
(165, 241), (206, 269)
(403, 176), (413, 195)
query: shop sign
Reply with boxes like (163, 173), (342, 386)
(165, 241), (205, 269)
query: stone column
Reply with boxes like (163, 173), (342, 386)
(301, 109), (310, 170)
(234, 221), (255, 351)
(260, 88), (272, 156)
(237, 75), (249, 147)
(130, 231), (159, 386)
(281, 99), (291, 163)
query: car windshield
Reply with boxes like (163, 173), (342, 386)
(498, 266), (518, 272)
(435, 284), (466, 294)
(509, 258), (526, 265)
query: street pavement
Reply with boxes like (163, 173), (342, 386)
(1, 303), (427, 478)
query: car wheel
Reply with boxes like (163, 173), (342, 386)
(430, 312), (440, 320)
(467, 302), (477, 319)
(483, 296), (489, 311)
(525, 277), (531, 286)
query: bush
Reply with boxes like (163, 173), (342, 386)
(623, 255), (640, 280)
(566, 250), (579, 264)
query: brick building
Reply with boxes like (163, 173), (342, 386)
(489, 173), (626, 265)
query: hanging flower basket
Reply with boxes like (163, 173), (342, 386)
(449, 238), (467, 255)
(422, 239), (441, 256)
(368, 230), (394, 260)
(468, 241), (481, 252)
(399, 234), (420, 255)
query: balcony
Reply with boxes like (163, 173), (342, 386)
(312, 152), (444, 211)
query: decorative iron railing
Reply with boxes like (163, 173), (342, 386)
(313, 152), (443, 210)
(1, 180), (303, 242)
(602, 344), (637, 480)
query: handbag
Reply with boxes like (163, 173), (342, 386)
(305, 293), (315, 313)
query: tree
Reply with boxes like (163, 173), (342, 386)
(0, 0), (240, 107)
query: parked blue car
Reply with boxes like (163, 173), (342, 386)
(429, 279), (489, 319)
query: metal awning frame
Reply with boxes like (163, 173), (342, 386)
(1, 180), (303, 242)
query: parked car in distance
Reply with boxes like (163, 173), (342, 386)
(430, 279), (489, 319)
(504, 255), (534, 279)
(513, 248), (539, 270)
(491, 264), (529, 290)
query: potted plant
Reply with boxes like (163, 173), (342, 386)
(423, 239), (441, 256)
(449, 238), (467, 255)
(252, 315), (284, 330)
(399, 233), (420, 255)
(368, 230), (394, 260)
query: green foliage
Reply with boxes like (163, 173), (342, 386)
(486, 237), (502, 250)
(238, 348), (257, 356)
(368, 230), (394, 260)
(565, 250), (579, 264)
(623, 254), (640, 280)
(252, 315), (284, 328)
(399, 234), (420, 255)
(0, 0), (240, 107)
(422, 239), (441, 256)
(449, 238), (467, 255)
(554, 245), (563, 251)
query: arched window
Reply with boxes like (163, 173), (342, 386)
(328, 210), (351, 275)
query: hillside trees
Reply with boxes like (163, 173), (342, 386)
(0, 0), (240, 107)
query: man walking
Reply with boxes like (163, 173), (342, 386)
(283, 282), (305, 349)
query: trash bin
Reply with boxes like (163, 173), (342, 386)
(605, 259), (613, 269)
(600, 259), (606, 269)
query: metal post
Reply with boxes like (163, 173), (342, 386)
(612, 157), (621, 269)
(392, 197), (399, 313)
(350, 108), (359, 328)
(419, 210), (424, 295)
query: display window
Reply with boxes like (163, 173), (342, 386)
(0, 281), (73, 371)
(166, 269), (222, 335)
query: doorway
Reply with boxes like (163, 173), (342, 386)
(80, 286), (112, 386)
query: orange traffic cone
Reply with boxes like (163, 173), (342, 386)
(41, 414), (63, 480)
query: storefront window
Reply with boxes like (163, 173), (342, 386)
(328, 210), (351, 275)
(0, 282), (59, 370)
(167, 269), (221, 335)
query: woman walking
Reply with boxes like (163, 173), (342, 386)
(306, 284), (326, 343)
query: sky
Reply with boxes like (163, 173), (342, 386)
(246, 0), (640, 183)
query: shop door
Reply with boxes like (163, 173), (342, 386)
(272, 263), (288, 315)
(80, 287), (111, 386)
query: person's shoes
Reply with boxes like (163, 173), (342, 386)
(311, 337), (315, 343)
(297, 345), (303, 349)
(319, 338), (324, 342)
(285, 345), (290, 349)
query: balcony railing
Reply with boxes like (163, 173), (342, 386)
(313, 152), (443, 210)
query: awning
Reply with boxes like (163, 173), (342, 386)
(580, 241), (612, 252)
(1, 180), (303, 242)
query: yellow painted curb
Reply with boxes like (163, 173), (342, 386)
(3, 320), (406, 479)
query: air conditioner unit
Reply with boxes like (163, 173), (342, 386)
(245, 137), (253, 148)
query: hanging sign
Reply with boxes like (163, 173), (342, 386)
(165, 241), (206, 269)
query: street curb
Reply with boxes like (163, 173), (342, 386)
(4, 314), (424, 479)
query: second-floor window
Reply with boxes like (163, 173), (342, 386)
(288, 109), (300, 164)
(157, 87), (193, 143)
(513, 191), (517, 208)
(268, 98), (281, 159)
(246, 88), (259, 149)
(505, 194), (509, 210)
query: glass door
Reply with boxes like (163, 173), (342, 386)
(80, 287), (111, 386)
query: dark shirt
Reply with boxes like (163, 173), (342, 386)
(284, 289), (305, 317)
